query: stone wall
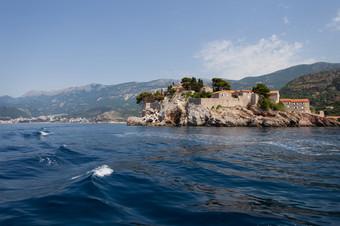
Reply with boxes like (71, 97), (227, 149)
(143, 102), (161, 111)
(189, 93), (258, 109)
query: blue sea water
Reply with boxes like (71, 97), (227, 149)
(0, 124), (339, 225)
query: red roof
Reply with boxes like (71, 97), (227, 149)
(241, 90), (252, 92)
(269, 91), (279, 94)
(212, 90), (224, 94)
(280, 99), (309, 102)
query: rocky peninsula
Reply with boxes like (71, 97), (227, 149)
(127, 93), (340, 127)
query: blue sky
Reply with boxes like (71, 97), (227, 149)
(1, 0), (339, 97)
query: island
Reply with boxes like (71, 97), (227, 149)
(127, 77), (340, 127)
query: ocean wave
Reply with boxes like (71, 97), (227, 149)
(92, 165), (114, 177)
(38, 131), (51, 136)
(71, 165), (114, 180)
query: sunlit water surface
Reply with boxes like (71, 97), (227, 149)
(0, 124), (339, 225)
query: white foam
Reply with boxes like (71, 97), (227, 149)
(92, 165), (114, 177)
(71, 165), (114, 180)
(39, 131), (50, 136)
(71, 175), (82, 180)
(39, 156), (57, 166)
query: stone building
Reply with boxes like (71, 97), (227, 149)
(200, 86), (213, 93)
(141, 87), (312, 115)
(211, 90), (233, 98)
(269, 91), (280, 103)
(172, 85), (186, 92)
(142, 102), (161, 116)
(189, 89), (259, 109)
(280, 99), (311, 113)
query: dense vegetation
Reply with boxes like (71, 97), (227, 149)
(181, 77), (204, 92)
(136, 91), (165, 104)
(212, 78), (231, 91)
(280, 70), (340, 115)
(252, 83), (285, 111)
(0, 106), (31, 119)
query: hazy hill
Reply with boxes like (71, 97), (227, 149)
(0, 106), (31, 119)
(228, 62), (340, 90)
(0, 79), (178, 119)
(280, 70), (340, 115)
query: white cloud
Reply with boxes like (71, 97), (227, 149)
(196, 35), (315, 80)
(283, 17), (290, 24)
(326, 9), (340, 31)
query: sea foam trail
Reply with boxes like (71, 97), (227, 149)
(71, 165), (114, 180)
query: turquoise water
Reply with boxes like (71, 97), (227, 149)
(0, 124), (339, 225)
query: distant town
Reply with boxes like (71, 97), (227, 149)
(0, 114), (90, 124)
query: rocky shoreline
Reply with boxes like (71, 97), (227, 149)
(127, 93), (340, 127)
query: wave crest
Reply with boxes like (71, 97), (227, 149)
(92, 165), (114, 177)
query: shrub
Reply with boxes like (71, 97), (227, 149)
(272, 101), (285, 111)
(216, 104), (222, 109)
(181, 91), (212, 99)
(258, 98), (286, 111)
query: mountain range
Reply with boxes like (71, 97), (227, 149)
(1, 62), (340, 120)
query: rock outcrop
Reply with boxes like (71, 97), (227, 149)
(95, 110), (124, 123)
(127, 93), (340, 127)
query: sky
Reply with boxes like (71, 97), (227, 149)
(0, 0), (339, 97)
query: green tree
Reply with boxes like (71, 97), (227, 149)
(181, 77), (204, 92)
(212, 78), (231, 91)
(198, 79), (204, 89)
(181, 77), (192, 90)
(136, 92), (155, 104)
(252, 83), (270, 98)
(154, 90), (165, 101)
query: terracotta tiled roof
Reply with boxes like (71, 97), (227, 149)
(173, 85), (183, 89)
(200, 86), (211, 89)
(227, 90), (235, 93)
(212, 90), (224, 94)
(326, 116), (340, 119)
(269, 91), (279, 94)
(241, 90), (252, 92)
(280, 99), (309, 102)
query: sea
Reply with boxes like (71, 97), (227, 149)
(0, 124), (339, 225)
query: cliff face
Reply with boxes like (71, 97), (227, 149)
(127, 93), (340, 127)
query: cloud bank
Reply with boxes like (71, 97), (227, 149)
(197, 35), (314, 80)
(326, 9), (340, 31)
